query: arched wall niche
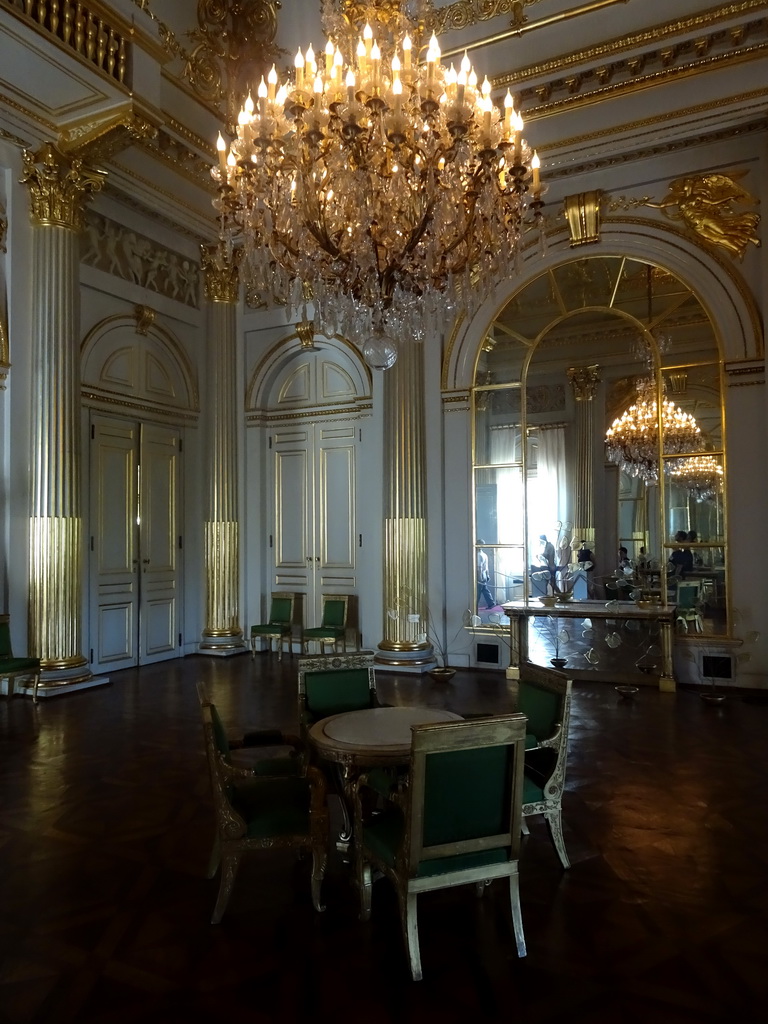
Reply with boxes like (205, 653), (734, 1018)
(246, 330), (372, 415)
(445, 217), (762, 392)
(81, 312), (199, 419)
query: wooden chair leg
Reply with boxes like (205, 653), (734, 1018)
(211, 848), (242, 924)
(311, 844), (327, 913)
(508, 868), (527, 957)
(544, 809), (571, 869)
(400, 890), (423, 981)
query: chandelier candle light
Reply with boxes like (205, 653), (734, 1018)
(605, 378), (703, 484)
(211, 0), (543, 368)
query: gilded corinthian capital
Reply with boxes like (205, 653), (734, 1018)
(21, 143), (104, 229)
(201, 243), (242, 303)
(567, 364), (600, 400)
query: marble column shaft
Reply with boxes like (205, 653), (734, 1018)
(567, 364), (600, 541)
(378, 339), (431, 665)
(23, 144), (102, 682)
(199, 245), (244, 651)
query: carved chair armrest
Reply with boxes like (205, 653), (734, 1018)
(535, 721), (563, 750)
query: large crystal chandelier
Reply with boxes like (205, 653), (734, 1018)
(605, 378), (703, 483)
(669, 454), (723, 502)
(211, 0), (543, 368)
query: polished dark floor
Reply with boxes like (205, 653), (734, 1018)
(1, 654), (767, 1023)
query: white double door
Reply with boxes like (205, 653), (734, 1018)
(89, 415), (182, 672)
(271, 421), (359, 637)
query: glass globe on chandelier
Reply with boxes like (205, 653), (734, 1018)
(605, 378), (703, 484)
(669, 454), (723, 503)
(210, 0), (544, 369)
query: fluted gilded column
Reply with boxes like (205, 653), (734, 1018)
(199, 244), (246, 654)
(376, 340), (433, 669)
(22, 143), (104, 691)
(566, 364), (601, 542)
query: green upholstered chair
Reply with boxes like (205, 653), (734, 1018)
(517, 663), (573, 869)
(301, 595), (349, 654)
(354, 714), (528, 981)
(196, 682), (329, 924)
(0, 614), (41, 703)
(250, 592), (295, 661)
(297, 650), (377, 735)
(675, 581), (704, 633)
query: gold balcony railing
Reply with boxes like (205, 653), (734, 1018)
(3, 0), (129, 85)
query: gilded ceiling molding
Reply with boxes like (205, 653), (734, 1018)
(541, 110), (768, 182)
(201, 243), (242, 304)
(552, 86), (768, 153)
(21, 143), (105, 229)
(496, 1), (767, 89)
(514, 35), (768, 118)
(106, 160), (215, 234)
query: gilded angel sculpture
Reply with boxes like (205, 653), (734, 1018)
(649, 173), (761, 260)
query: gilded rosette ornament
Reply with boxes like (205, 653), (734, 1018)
(21, 143), (104, 230)
(201, 243), (242, 303)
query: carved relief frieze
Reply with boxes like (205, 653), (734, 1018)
(82, 211), (201, 307)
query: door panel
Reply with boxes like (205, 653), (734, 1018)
(270, 422), (358, 632)
(139, 425), (181, 663)
(90, 419), (138, 670)
(90, 415), (182, 672)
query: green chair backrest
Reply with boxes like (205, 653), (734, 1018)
(0, 616), (12, 659)
(304, 668), (373, 720)
(269, 596), (293, 625)
(208, 700), (231, 758)
(676, 583), (699, 610)
(321, 599), (346, 629)
(406, 715), (527, 875)
(518, 682), (561, 743)
(423, 745), (511, 847)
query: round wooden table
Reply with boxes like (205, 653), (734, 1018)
(309, 705), (463, 770)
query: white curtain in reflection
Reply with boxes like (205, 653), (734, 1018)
(489, 426), (524, 601)
(528, 427), (569, 552)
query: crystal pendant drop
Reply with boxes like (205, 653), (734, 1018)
(362, 330), (398, 370)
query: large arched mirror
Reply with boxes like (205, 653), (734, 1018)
(472, 255), (727, 638)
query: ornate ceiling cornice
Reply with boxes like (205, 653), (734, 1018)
(505, 19), (768, 114)
(496, 1), (767, 90)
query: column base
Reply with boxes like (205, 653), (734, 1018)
(374, 646), (437, 674)
(28, 664), (110, 700)
(198, 634), (248, 657)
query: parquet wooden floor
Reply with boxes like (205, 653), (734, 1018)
(1, 654), (767, 1023)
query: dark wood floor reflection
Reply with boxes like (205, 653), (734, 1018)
(2, 655), (767, 1023)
